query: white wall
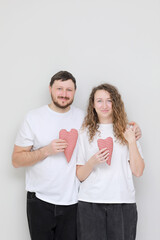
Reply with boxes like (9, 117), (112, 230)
(0, 0), (160, 239)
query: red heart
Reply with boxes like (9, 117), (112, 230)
(59, 129), (78, 163)
(97, 137), (113, 165)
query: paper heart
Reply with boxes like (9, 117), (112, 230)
(97, 137), (113, 165)
(59, 129), (78, 163)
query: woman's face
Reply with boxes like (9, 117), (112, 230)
(94, 90), (113, 123)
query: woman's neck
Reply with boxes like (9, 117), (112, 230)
(99, 117), (113, 124)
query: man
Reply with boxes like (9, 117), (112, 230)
(12, 71), (141, 240)
(12, 71), (85, 240)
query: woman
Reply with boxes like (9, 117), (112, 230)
(76, 83), (144, 240)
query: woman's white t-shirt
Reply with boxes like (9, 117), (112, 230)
(77, 124), (143, 203)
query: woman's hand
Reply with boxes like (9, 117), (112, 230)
(76, 148), (109, 182)
(124, 127), (136, 144)
(88, 148), (109, 168)
(129, 121), (142, 140)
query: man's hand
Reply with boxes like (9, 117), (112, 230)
(129, 121), (142, 141)
(12, 139), (68, 168)
(46, 139), (68, 155)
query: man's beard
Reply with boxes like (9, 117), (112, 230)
(51, 94), (74, 109)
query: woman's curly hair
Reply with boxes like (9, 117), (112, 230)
(82, 83), (128, 144)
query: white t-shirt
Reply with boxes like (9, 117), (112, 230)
(15, 105), (84, 205)
(77, 124), (143, 203)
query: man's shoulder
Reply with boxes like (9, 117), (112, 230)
(71, 106), (85, 117)
(25, 105), (48, 120)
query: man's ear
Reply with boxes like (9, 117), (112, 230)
(49, 85), (52, 94)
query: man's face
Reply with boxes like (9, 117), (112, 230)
(49, 79), (76, 109)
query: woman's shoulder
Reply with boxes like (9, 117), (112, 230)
(79, 126), (89, 137)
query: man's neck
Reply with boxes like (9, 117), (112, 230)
(48, 103), (71, 113)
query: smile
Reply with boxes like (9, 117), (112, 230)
(101, 109), (109, 112)
(58, 97), (70, 101)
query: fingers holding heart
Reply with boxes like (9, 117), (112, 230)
(97, 148), (109, 162)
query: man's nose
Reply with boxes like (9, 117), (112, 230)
(61, 90), (67, 97)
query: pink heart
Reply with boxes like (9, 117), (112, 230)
(59, 129), (78, 163)
(97, 137), (113, 165)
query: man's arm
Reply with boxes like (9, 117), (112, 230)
(12, 139), (68, 168)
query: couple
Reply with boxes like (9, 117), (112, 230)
(12, 71), (144, 240)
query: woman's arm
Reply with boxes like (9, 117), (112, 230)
(76, 148), (109, 182)
(124, 128), (145, 177)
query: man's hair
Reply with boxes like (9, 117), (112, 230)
(50, 71), (77, 89)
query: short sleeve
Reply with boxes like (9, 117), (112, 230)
(15, 115), (34, 147)
(76, 133), (87, 165)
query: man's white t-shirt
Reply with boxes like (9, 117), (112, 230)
(15, 105), (84, 205)
(77, 124), (143, 203)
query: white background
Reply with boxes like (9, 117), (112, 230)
(0, 0), (160, 239)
